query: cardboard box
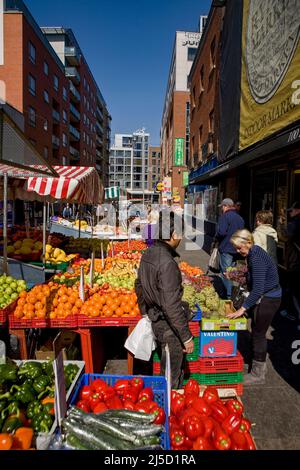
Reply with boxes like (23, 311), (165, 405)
(201, 316), (247, 331)
(35, 347), (67, 361)
(199, 331), (237, 358)
(35, 331), (77, 361)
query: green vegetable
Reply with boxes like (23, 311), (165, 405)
(66, 433), (93, 450)
(98, 408), (156, 423)
(10, 383), (36, 404)
(18, 362), (43, 380)
(0, 400), (7, 413)
(2, 416), (23, 433)
(31, 411), (54, 433)
(32, 375), (50, 394)
(42, 361), (54, 379)
(142, 435), (161, 446)
(26, 400), (43, 419)
(1, 400), (20, 421)
(0, 364), (18, 384)
(38, 385), (55, 400)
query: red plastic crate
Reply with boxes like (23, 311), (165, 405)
(198, 351), (244, 374)
(9, 314), (47, 329)
(77, 315), (141, 327)
(49, 315), (78, 328)
(153, 360), (200, 375)
(0, 300), (18, 326)
(189, 321), (200, 337)
(210, 383), (244, 396)
(77, 315), (104, 327)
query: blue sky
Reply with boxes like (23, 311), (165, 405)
(27, 0), (211, 145)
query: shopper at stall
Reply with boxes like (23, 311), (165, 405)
(253, 210), (278, 263)
(62, 203), (73, 220)
(135, 210), (194, 389)
(215, 198), (245, 299)
(227, 229), (282, 385)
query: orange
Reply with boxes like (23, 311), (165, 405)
(71, 306), (79, 315)
(18, 298), (26, 307)
(75, 299), (83, 309)
(52, 298), (59, 307)
(27, 295), (36, 305)
(34, 301), (43, 311)
(115, 307), (124, 317)
(36, 310), (46, 319)
(19, 291), (27, 299)
(104, 307), (113, 317)
(69, 294), (78, 305)
(58, 287), (68, 296)
(61, 295), (69, 304)
(64, 302), (73, 312)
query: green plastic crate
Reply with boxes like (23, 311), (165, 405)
(183, 371), (243, 386)
(153, 337), (199, 363)
(44, 261), (69, 272)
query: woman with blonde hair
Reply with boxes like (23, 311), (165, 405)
(227, 229), (281, 385)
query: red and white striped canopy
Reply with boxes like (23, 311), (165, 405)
(0, 164), (103, 204)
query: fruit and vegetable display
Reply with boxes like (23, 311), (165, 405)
(45, 245), (76, 264)
(0, 361), (79, 442)
(73, 220), (90, 231)
(226, 264), (248, 286)
(108, 240), (147, 256)
(169, 382), (255, 451)
(7, 238), (43, 261)
(182, 285), (205, 310)
(49, 286), (83, 319)
(64, 238), (110, 257)
(179, 262), (204, 277)
(0, 275), (27, 309)
(80, 289), (140, 318)
(13, 284), (56, 320)
(182, 273), (212, 291)
(94, 270), (136, 291)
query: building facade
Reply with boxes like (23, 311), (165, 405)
(160, 17), (207, 206)
(148, 146), (161, 191)
(0, 0), (110, 185)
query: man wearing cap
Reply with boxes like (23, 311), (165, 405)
(215, 198), (245, 298)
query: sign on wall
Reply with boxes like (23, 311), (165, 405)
(182, 171), (189, 187)
(174, 138), (184, 166)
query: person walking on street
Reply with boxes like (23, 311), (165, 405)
(227, 229), (282, 385)
(215, 198), (245, 299)
(253, 210), (278, 264)
(135, 210), (194, 389)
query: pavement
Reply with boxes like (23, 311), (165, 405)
(105, 235), (300, 450)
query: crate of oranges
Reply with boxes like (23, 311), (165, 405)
(48, 285), (83, 328)
(78, 288), (141, 327)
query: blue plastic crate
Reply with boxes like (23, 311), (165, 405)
(191, 305), (202, 321)
(70, 374), (170, 450)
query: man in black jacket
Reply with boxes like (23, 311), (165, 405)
(135, 210), (194, 389)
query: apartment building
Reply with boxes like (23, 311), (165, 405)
(148, 146), (161, 191)
(160, 16), (207, 206)
(0, 0), (110, 185)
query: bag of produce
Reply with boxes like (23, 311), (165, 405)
(124, 316), (156, 361)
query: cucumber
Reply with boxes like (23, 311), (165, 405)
(66, 433), (92, 450)
(100, 408), (156, 423)
(142, 436), (161, 446)
(107, 417), (164, 437)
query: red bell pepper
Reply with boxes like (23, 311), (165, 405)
(123, 399), (136, 411)
(171, 392), (186, 417)
(210, 400), (229, 423)
(212, 423), (231, 451)
(76, 400), (90, 413)
(102, 386), (116, 402)
(184, 436), (194, 450)
(91, 379), (108, 394)
(184, 379), (200, 396)
(184, 392), (198, 408)
(79, 385), (92, 401)
(123, 387), (139, 403)
(203, 387), (219, 405)
(169, 415), (180, 433)
(225, 399), (244, 416)
(230, 431), (248, 450)
(193, 436), (213, 450)
(138, 387), (154, 402)
(170, 429), (185, 450)
(201, 416), (215, 439)
(93, 402), (108, 414)
(238, 418), (251, 433)
(149, 404), (166, 425)
(221, 413), (242, 435)
(105, 395), (123, 410)
(135, 401), (152, 413)
(179, 407), (203, 428)
(130, 377), (144, 393)
(114, 379), (131, 397)
(244, 431), (256, 450)
(191, 397), (212, 416)
(184, 416), (205, 440)
(89, 392), (102, 411)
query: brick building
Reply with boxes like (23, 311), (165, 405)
(148, 146), (161, 191)
(0, 0), (110, 186)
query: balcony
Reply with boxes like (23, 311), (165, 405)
(96, 106), (104, 121)
(96, 135), (103, 147)
(96, 121), (103, 136)
(69, 124), (80, 141)
(66, 67), (80, 84)
(52, 109), (60, 123)
(52, 135), (60, 148)
(65, 46), (80, 66)
(69, 145), (80, 159)
(96, 150), (102, 160)
(70, 103), (80, 122)
(96, 163), (101, 172)
(69, 81), (80, 102)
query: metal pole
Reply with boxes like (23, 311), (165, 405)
(3, 173), (8, 274)
(78, 205), (81, 239)
(142, 132), (145, 207)
(42, 202), (47, 264)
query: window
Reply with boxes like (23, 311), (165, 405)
(53, 75), (59, 91)
(44, 90), (49, 103)
(28, 106), (36, 127)
(192, 85), (196, 108)
(44, 61), (49, 76)
(63, 133), (68, 147)
(84, 77), (87, 89)
(28, 74), (36, 96)
(83, 114), (86, 125)
(209, 110), (215, 134)
(43, 119), (48, 131)
(63, 86), (67, 101)
(44, 147), (48, 159)
(210, 37), (216, 70)
(200, 66), (204, 93)
(188, 47), (197, 62)
(63, 110), (67, 123)
(83, 131), (86, 142)
(198, 125), (203, 156)
(29, 41), (36, 64)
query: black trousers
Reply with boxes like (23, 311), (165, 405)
(151, 319), (185, 390)
(250, 296), (281, 362)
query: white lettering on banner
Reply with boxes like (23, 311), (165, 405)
(291, 340), (300, 365)
(291, 80), (300, 105)
(287, 127), (300, 144)
(0, 0), (3, 65)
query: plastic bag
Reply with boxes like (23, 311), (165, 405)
(208, 247), (220, 273)
(124, 316), (156, 361)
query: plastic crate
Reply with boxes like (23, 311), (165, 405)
(9, 314), (47, 329)
(153, 337), (200, 363)
(49, 315), (78, 329)
(77, 315), (141, 327)
(44, 261), (69, 273)
(69, 373), (170, 450)
(198, 351), (244, 374)
(189, 321), (200, 337)
(199, 331), (238, 357)
(0, 300), (17, 326)
(183, 371), (243, 385)
(191, 305), (202, 321)
(153, 359), (200, 375)
(201, 316), (247, 331)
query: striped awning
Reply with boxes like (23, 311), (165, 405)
(105, 186), (120, 199)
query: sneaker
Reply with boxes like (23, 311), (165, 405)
(280, 310), (296, 321)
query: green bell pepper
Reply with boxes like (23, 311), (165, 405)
(33, 375), (50, 394)
(42, 361), (54, 379)
(31, 411), (54, 433)
(43, 402), (54, 415)
(0, 364), (18, 384)
(10, 383), (36, 404)
(64, 364), (79, 381)
(18, 362), (43, 380)
(26, 400), (43, 419)
(2, 416), (23, 433)
(0, 400), (7, 413)
(0, 391), (11, 401)
(38, 385), (55, 400)
(1, 400), (20, 421)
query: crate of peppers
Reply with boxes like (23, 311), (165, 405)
(170, 380), (256, 451)
(0, 360), (82, 450)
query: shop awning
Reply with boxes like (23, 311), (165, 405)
(105, 186), (120, 199)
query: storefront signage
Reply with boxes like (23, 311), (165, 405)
(183, 171), (189, 187)
(174, 138), (184, 166)
(162, 177), (172, 200)
(182, 32), (200, 46)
